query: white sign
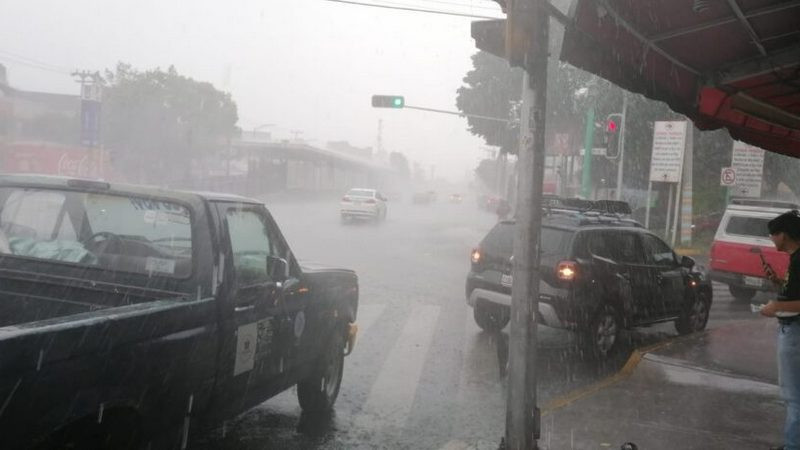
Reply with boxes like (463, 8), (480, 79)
(730, 141), (765, 198)
(579, 147), (607, 156)
(234, 323), (258, 376)
(720, 167), (737, 186)
(649, 121), (688, 183)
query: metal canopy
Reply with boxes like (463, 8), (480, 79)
(559, 0), (800, 156)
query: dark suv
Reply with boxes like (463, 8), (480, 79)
(465, 202), (713, 357)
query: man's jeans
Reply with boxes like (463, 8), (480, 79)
(779, 320), (800, 449)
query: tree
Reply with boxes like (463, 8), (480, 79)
(102, 63), (238, 183)
(389, 151), (411, 179)
(474, 158), (498, 190)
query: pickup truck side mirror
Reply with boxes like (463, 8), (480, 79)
(680, 255), (696, 269)
(267, 256), (290, 282)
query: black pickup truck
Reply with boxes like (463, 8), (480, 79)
(0, 174), (359, 449)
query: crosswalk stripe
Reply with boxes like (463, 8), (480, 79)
(355, 303), (387, 336)
(353, 305), (441, 431)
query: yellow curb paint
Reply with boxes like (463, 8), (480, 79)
(541, 335), (696, 416)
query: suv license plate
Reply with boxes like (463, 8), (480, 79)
(744, 276), (763, 287)
(501, 274), (513, 287)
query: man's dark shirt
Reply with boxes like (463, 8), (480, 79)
(779, 249), (800, 324)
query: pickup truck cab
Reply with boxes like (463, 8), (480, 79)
(0, 174), (359, 449)
(709, 198), (797, 301)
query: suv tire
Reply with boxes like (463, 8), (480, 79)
(297, 329), (346, 412)
(729, 285), (756, 301)
(473, 300), (510, 332)
(580, 304), (621, 359)
(675, 290), (711, 335)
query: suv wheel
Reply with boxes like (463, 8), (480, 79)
(473, 300), (510, 332)
(581, 304), (621, 359)
(729, 285), (756, 301)
(675, 291), (711, 335)
(297, 329), (346, 412)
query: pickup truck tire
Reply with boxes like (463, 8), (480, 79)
(729, 285), (756, 301)
(297, 329), (346, 412)
(579, 304), (621, 359)
(473, 300), (510, 332)
(675, 290), (711, 335)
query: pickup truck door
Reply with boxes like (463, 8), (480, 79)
(211, 203), (287, 417)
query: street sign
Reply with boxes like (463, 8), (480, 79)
(730, 141), (764, 198)
(720, 167), (737, 186)
(579, 147), (606, 156)
(649, 121), (687, 183)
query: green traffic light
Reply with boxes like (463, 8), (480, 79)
(372, 95), (405, 109)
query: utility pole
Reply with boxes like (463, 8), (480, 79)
(472, 2), (549, 447)
(72, 70), (103, 178)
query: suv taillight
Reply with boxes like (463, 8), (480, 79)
(556, 261), (578, 281)
(471, 248), (482, 265)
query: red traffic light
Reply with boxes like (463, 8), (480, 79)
(606, 119), (618, 133)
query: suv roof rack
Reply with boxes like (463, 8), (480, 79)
(542, 195), (632, 215)
(729, 198), (799, 210)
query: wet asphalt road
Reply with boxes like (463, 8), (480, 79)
(191, 196), (761, 450)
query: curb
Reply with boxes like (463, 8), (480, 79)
(541, 335), (695, 415)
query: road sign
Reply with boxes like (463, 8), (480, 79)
(730, 141), (764, 198)
(720, 167), (737, 186)
(579, 147), (606, 156)
(649, 121), (688, 183)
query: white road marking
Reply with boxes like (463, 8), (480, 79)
(354, 305), (441, 430)
(355, 303), (387, 335)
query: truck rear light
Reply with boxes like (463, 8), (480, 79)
(471, 248), (482, 264)
(556, 261), (578, 281)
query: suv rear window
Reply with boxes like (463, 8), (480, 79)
(725, 216), (771, 238)
(481, 223), (572, 258)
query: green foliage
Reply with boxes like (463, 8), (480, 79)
(102, 63), (238, 182)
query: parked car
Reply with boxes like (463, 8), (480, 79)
(0, 174), (359, 449)
(466, 199), (712, 358)
(449, 193), (463, 203)
(709, 198), (798, 301)
(340, 188), (387, 223)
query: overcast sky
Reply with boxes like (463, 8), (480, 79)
(0, 0), (506, 181)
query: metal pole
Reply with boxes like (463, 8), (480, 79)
(665, 184), (674, 238)
(581, 106), (595, 199)
(671, 175), (683, 247)
(615, 93), (628, 200)
(506, 6), (548, 448)
(645, 181), (653, 228)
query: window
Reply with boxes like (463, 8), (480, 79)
(347, 189), (375, 198)
(614, 232), (645, 264)
(0, 188), (193, 276)
(481, 223), (571, 259)
(642, 234), (676, 266)
(725, 216), (771, 238)
(226, 208), (275, 286)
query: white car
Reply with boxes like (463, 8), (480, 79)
(340, 188), (388, 222)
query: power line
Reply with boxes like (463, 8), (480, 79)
(409, 0), (501, 11)
(322, 0), (503, 19)
(0, 50), (73, 75)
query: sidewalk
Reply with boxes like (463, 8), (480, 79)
(540, 319), (784, 449)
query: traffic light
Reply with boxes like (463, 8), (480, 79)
(605, 118), (620, 159)
(371, 95), (405, 109)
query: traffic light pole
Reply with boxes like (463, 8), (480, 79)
(615, 93), (628, 200)
(506, 2), (548, 448)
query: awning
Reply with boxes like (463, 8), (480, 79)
(559, 0), (800, 157)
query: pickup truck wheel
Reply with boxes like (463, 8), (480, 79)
(580, 304), (621, 359)
(473, 300), (510, 332)
(729, 285), (756, 301)
(298, 330), (346, 412)
(675, 290), (711, 335)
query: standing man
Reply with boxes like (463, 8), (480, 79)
(761, 210), (800, 450)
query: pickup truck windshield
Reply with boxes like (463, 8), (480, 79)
(0, 187), (193, 277)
